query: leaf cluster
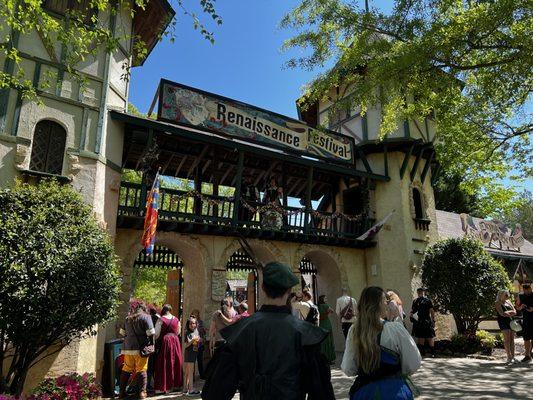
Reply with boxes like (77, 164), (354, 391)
(282, 0), (532, 196)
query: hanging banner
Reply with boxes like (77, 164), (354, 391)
(157, 79), (354, 164)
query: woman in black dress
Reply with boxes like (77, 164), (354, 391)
(495, 289), (517, 363)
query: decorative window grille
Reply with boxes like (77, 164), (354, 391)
(29, 120), (67, 175)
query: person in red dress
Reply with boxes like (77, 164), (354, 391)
(154, 304), (183, 393)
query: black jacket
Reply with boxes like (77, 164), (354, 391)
(202, 305), (335, 400)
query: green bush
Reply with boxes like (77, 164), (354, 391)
(422, 237), (512, 335)
(0, 180), (121, 395)
(494, 333), (505, 349)
(449, 330), (496, 355)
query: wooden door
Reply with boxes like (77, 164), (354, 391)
(165, 269), (181, 318)
(247, 271), (256, 314)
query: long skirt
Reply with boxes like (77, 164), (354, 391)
(154, 333), (183, 392)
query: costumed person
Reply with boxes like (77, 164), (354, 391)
(154, 304), (183, 393)
(232, 301), (250, 322)
(495, 289), (518, 363)
(517, 283), (533, 362)
(291, 290), (310, 320)
(336, 288), (357, 339)
(409, 288), (436, 357)
(119, 302), (155, 399)
(201, 262), (335, 400)
(183, 316), (202, 396)
(208, 298), (232, 355)
(341, 286), (421, 400)
(318, 295), (336, 364)
(239, 174), (260, 222)
(386, 291), (405, 323)
(303, 288), (320, 326)
(147, 306), (160, 393)
(261, 176), (283, 230)
(190, 309), (207, 379)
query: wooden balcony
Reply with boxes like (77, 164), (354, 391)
(117, 182), (376, 248)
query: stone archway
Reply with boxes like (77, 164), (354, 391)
(114, 230), (211, 325)
(298, 249), (345, 352)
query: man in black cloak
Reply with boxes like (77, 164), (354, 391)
(202, 261), (335, 400)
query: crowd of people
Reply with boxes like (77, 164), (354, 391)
(118, 264), (532, 400)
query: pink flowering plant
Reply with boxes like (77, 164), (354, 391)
(28, 373), (100, 400)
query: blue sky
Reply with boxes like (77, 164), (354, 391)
(129, 0), (531, 192)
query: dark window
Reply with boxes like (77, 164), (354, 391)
(30, 120), (67, 175)
(413, 188), (424, 219)
(43, 0), (97, 25)
(343, 186), (365, 215)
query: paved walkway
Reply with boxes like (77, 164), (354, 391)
(151, 356), (531, 399)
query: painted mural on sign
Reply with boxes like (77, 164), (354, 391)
(460, 213), (525, 251)
(158, 80), (354, 163)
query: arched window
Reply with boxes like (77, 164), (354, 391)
(412, 188), (424, 219)
(30, 120), (67, 175)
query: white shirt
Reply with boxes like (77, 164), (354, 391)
(341, 322), (421, 376)
(292, 301), (311, 320)
(336, 295), (357, 323)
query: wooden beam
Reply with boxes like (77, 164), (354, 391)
(304, 166), (314, 234)
(135, 128), (154, 171)
(254, 161), (279, 186)
(431, 164), (442, 186)
(174, 155), (187, 177)
(162, 153), (175, 175)
(410, 147), (424, 181)
(219, 164), (234, 186)
(420, 150), (435, 183)
(356, 149), (373, 174)
(232, 151), (245, 226)
(187, 145), (209, 179)
(399, 143), (416, 179)
(202, 159), (212, 175)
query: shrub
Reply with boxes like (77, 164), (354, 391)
(422, 237), (511, 335)
(494, 333), (505, 349)
(449, 330), (496, 355)
(28, 373), (100, 400)
(0, 180), (121, 395)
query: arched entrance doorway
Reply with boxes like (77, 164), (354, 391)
(131, 245), (185, 319)
(299, 251), (344, 351)
(225, 250), (258, 313)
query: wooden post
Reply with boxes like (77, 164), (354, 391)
(232, 151), (245, 227)
(304, 166), (313, 234)
(194, 167), (202, 217)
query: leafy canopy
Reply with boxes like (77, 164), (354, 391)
(282, 0), (532, 198)
(0, 180), (121, 395)
(0, 0), (222, 101)
(421, 237), (511, 335)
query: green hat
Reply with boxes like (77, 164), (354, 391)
(263, 262), (299, 289)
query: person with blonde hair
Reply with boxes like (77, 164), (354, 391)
(342, 286), (421, 399)
(495, 289), (517, 363)
(386, 291), (405, 323)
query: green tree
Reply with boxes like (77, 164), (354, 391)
(0, 180), (121, 395)
(0, 1), (222, 101)
(131, 267), (169, 306)
(421, 237), (511, 335)
(282, 0), (532, 202)
(502, 190), (533, 240)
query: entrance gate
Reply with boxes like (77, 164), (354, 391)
(225, 250), (258, 313)
(133, 245), (184, 318)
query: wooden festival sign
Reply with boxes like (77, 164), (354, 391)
(157, 79), (355, 164)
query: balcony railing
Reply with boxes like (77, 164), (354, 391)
(117, 182), (374, 246)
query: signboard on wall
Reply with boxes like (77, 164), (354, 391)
(460, 213), (524, 251)
(157, 79), (354, 164)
